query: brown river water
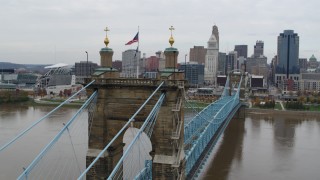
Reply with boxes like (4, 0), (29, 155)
(0, 104), (319, 180)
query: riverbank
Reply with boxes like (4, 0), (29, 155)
(33, 98), (84, 107)
(246, 107), (320, 116)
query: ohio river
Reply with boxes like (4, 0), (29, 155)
(0, 104), (320, 179)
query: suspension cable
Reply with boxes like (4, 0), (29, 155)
(77, 81), (164, 180)
(17, 91), (97, 180)
(0, 80), (95, 152)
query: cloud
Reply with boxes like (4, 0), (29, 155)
(0, 0), (319, 64)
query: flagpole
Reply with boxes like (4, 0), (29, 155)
(136, 26), (139, 78)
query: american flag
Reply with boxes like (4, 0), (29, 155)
(125, 32), (139, 45)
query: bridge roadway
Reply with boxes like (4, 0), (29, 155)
(186, 102), (243, 179)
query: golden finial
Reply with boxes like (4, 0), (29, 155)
(169, 25), (175, 47)
(104, 27), (110, 47)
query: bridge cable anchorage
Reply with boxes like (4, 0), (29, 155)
(77, 81), (165, 180)
(17, 91), (98, 180)
(0, 80), (96, 153)
(107, 93), (166, 180)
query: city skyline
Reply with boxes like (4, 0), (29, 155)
(0, 0), (319, 65)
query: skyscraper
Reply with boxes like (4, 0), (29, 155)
(226, 51), (237, 73)
(189, 46), (207, 65)
(254, 41), (264, 58)
(122, 49), (141, 78)
(276, 30), (299, 77)
(204, 25), (219, 85)
(234, 45), (248, 58)
(218, 52), (226, 75)
(212, 25), (219, 44)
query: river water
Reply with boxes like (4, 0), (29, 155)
(0, 104), (320, 179)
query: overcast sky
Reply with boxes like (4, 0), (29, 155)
(0, 0), (319, 65)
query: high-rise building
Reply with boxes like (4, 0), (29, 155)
(218, 52), (226, 75)
(246, 57), (267, 74)
(226, 51), (237, 74)
(299, 58), (308, 72)
(122, 49), (141, 78)
(212, 25), (219, 44)
(75, 61), (98, 77)
(112, 60), (122, 72)
(276, 30), (300, 77)
(254, 41), (264, 58)
(271, 55), (278, 84)
(156, 51), (166, 71)
(179, 62), (204, 86)
(189, 46), (207, 65)
(234, 45), (248, 58)
(74, 61), (98, 83)
(204, 26), (219, 85)
(145, 56), (159, 72)
(246, 40), (268, 82)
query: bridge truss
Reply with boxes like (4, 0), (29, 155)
(184, 75), (243, 178)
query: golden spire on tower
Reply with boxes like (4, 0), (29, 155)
(169, 25), (175, 47)
(104, 27), (110, 47)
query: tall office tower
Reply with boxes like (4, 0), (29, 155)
(75, 61), (98, 77)
(204, 26), (219, 85)
(254, 41), (264, 58)
(189, 46), (207, 65)
(179, 62), (204, 85)
(122, 49), (141, 78)
(234, 45), (248, 58)
(218, 52), (226, 75)
(156, 51), (166, 71)
(276, 30), (299, 78)
(112, 60), (122, 72)
(271, 55), (278, 83)
(145, 56), (159, 72)
(212, 25), (219, 44)
(226, 51), (237, 74)
(299, 58), (307, 70)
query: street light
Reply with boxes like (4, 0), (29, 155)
(85, 51), (89, 76)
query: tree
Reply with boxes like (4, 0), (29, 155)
(289, 90), (294, 97)
(63, 89), (68, 97)
(298, 96), (306, 104)
(59, 91), (63, 98)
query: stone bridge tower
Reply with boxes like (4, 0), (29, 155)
(85, 27), (186, 179)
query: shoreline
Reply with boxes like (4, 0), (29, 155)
(246, 108), (320, 116)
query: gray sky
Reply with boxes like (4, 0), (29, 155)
(0, 0), (319, 65)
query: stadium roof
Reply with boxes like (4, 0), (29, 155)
(44, 63), (68, 69)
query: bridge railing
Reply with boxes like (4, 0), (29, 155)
(85, 77), (186, 87)
(184, 76), (243, 177)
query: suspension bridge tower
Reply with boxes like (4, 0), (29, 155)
(84, 26), (186, 179)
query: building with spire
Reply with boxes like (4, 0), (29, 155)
(204, 25), (219, 85)
(212, 25), (219, 44)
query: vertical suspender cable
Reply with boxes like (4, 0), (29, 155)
(0, 80), (95, 152)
